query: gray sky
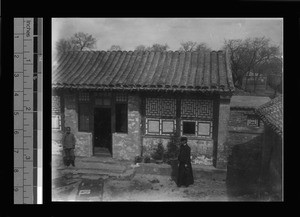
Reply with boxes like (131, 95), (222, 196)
(52, 18), (283, 55)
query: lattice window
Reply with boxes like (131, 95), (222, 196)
(161, 99), (176, 117)
(246, 114), (260, 127)
(79, 92), (90, 102)
(94, 92), (111, 106)
(115, 93), (128, 103)
(146, 98), (176, 117)
(181, 99), (213, 119)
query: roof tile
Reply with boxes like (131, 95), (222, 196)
(52, 50), (235, 92)
(255, 95), (283, 135)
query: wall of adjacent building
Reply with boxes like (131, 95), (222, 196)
(227, 109), (264, 157)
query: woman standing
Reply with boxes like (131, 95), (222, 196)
(177, 137), (194, 187)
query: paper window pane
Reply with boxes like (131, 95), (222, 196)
(52, 115), (60, 129)
(148, 120), (160, 133)
(162, 120), (174, 133)
(198, 122), (211, 136)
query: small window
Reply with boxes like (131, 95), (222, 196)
(52, 115), (61, 130)
(182, 121), (196, 135)
(79, 104), (90, 132)
(247, 114), (260, 127)
(115, 103), (128, 133)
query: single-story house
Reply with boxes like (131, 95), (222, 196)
(228, 95), (271, 152)
(255, 95), (283, 198)
(52, 50), (235, 168)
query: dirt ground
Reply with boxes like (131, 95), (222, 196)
(103, 174), (228, 201)
(52, 171), (232, 202)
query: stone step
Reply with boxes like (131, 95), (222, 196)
(57, 167), (136, 180)
(74, 161), (126, 172)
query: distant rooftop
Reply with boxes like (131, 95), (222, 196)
(230, 95), (271, 109)
(255, 95), (283, 136)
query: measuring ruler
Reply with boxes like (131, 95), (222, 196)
(14, 18), (43, 204)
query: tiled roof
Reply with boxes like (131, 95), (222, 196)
(230, 96), (271, 109)
(52, 50), (235, 92)
(255, 95), (283, 136)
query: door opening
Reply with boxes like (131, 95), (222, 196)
(94, 108), (112, 157)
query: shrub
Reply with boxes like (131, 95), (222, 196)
(151, 142), (165, 160)
(164, 134), (180, 161)
(143, 155), (151, 163)
(134, 155), (143, 164)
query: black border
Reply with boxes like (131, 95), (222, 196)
(2, 0), (295, 215)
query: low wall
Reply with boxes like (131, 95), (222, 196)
(142, 137), (213, 166)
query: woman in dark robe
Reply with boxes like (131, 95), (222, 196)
(177, 137), (194, 187)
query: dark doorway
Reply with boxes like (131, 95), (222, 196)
(94, 108), (112, 156)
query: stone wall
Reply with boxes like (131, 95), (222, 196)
(216, 98), (231, 169)
(261, 127), (282, 198)
(52, 130), (64, 155)
(142, 137), (214, 166)
(228, 109), (264, 157)
(112, 94), (141, 160)
(52, 92), (92, 157)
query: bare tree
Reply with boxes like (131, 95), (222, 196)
(178, 41), (211, 52)
(265, 56), (283, 95)
(135, 45), (148, 51)
(195, 43), (211, 52)
(179, 41), (197, 51)
(149, 43), (169, 52)
(56, 32), (97, 53)
(70, 32), (97, 51)
(109, 45), (122, 51)
(56, 39), (75, 53)
(223, 37), (280, 89)
(135, 43), (169, 52)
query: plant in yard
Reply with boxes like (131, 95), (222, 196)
(151, 142), (165, 161)
(143, 155), (151, 163)
(134, 155), (143, 164)
(164, 134), (180, 163)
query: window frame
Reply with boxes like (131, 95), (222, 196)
(78, 103), (90, 132)
(246, 114), (260, 127)
(181, 120), (197, 136)
(52, 115), (61, 130)
(115, 102), (128, 133)
(143, 96), (214, 139)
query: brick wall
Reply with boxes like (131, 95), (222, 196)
(228, 109), (264, 156)
(216, 98), (231, 169)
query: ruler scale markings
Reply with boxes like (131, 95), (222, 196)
(14, 18), (42, 204)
